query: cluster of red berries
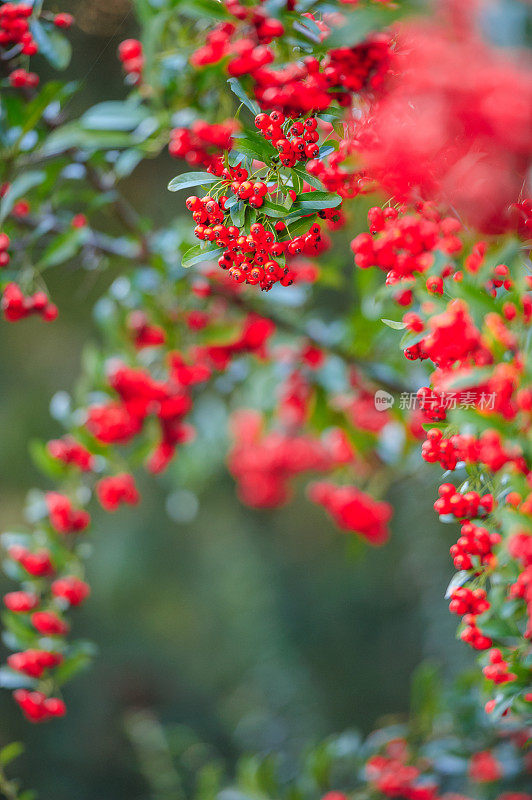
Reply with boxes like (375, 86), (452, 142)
(423, 300), (483, 369)
(51, 576), (90, 606)
(8, 545), (54, 577)
(460, 614), (493, 651)
(255, 111), (320, 163)
(169, 120), (237, 168)
(47, 436), (94, 471)
(188, 186), (327, 289)
(0, 3), (36, 54)
(127, 310), (166, 349)
(0, 232), (10, 267)
(307, 139), (372, 199)
(96, 474), (140, 512)
(190, 13), (282, 73)
(449, 586), (490, 616)
(228, 410), (353, 508)
(13, 690), (66, 723)
(2, 282), (58, 322)
(253, 35), (392, 115)
(46, 492), (91, 534)
(449, 521), (501, 571)
(9, 67), (38, 87)
(8, 649), (63, 679)
(483, 648), (517, 685)
(117, 38), (143, 83)
(366, 743), (438, 800)
(86, 363), (195, 474)
(434, 484), (495, 519)
(351, 205), (462, 280)
(422, 429), (526, 474)
(308, 481), (392, 545)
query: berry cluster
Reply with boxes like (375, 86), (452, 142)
(8, 649), (62, 679)
(169, 120), (237, 168)
(46, 492), (90, 535)
(0, 232), (10, 267)
(228, 410), (353, 508)
(127, 310), (166, 349)
(1, 282), (58, 322)
(47, 436), (94, 471)
(255, 111), (320, 163)
(449, 587), (490, 616)
(117, 38), (143, 84)
(308, 481), (392, 545)
(8, 545), (54, 577)
(187, 188), (327, 290)
(96, 474), (140, 512)
(483, 648), (517, 686)
(9, 67), (39, 87)
(0, 3), (36, 54)
(434, 483), (495, 519)
(449, 521), (501, 571)
(351, 205), (462, 280)
(13, 690), (66, 723)
(307, 138), (372, 199)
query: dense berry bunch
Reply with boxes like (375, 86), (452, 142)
(255, 111), (320, 163)
(356, 20), (532, 232)
(228, 409), (354, 508)
(351, 204), (462, 279)
(2, 282), (58, 322)
(169, 120), (238, 168)
(308, 481), (392, 544)
(0, 3), (36, 54)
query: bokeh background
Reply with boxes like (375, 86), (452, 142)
(0, 2), (482, 797)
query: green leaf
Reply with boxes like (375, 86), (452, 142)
(39, 125), (137, 156)
(181, 243), (224, 268)
(0, 742), (24, 767)
(381, 318), (407, 330)
(37, 228), (86, 270)
(292, 167), (323, 191)
(262, 200), (289, 219)
(410, 663), (441, 735)
(228, 78), (260, 116)
(54, 644), (96, 687)
(0, 171), (45, 223)
(81, 102), (150, 132)
(291, 191), (341, 212)
(230, 201), (245, 227)
(179, 0), (231, 20)
(29, 20), (72, 69)
(168, 172), (219, 192)
(231, 131), (275, 162)
(445, 571), (470, 598)
(29, 439), (66, 478)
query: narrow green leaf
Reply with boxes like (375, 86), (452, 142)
(181, 243), (224, 268)
(168, 172), (218, 192)
(81, 102), (150, 132)
(29, 20), (72, 69)
(0, 171), (45, 223)
(38, 228), (86, 270)
(230, 201), (245, 227)
(381, 318), (407, 330)
(0, 742), (24, 767)
(228, 78), (260, 116)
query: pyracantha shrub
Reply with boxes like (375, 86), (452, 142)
(0, 0), (530, 796)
